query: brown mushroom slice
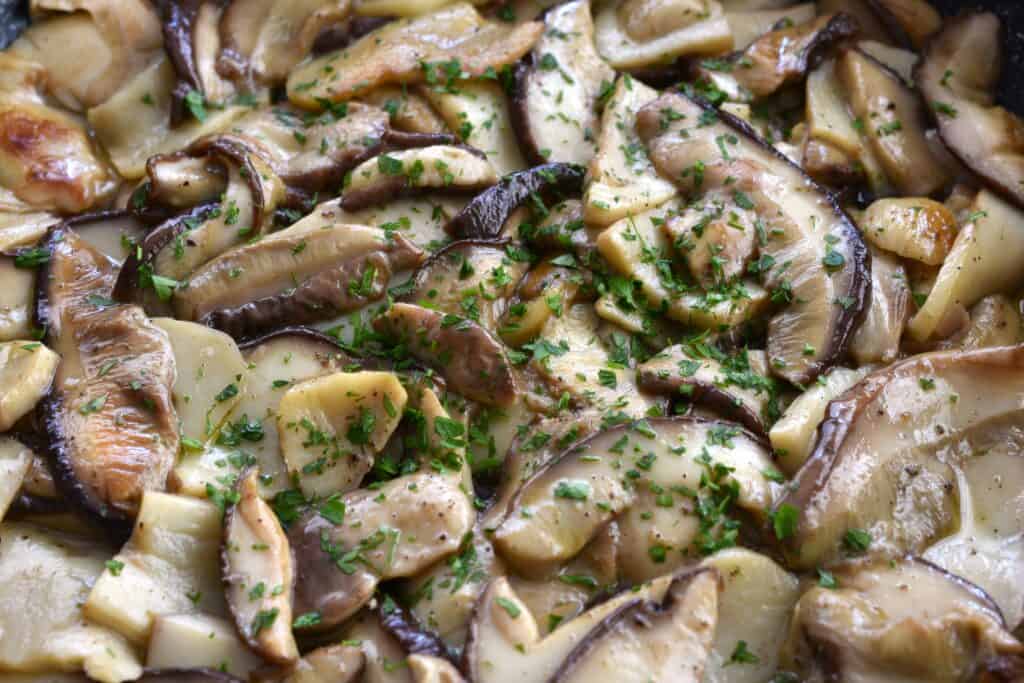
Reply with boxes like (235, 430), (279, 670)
(0, 340), (59, 431)
(447, 163), (584, 240)
(37, 228), (178, 524)
(492, 416), (777, 575)
(465, 567), (706, 683)
(289, 471), (474, 629)
(866, 0), (941, 50)
(637, 344), (775, 435)
(0, 100), (117, 213)
(276, 370), (407, 498)
(637, 93), (870, 384)
(147, 614), (263, 679)
(0, 522), (143, 682)
(849, 245), (909, 365)
(916, 13), (1024, 210)
(583, 76), (677, 227)
(783, 558), (1024, 681)
(403, 240), (527, 335)
(768, 366), (868, 476)
(373, 302), (518, 406)
(342, 146), (496, 211)
(551, 567), (720, 683)
(908, 191), (1024, 342)
(287, 3), (542, 107)
(84, 492), (227, 645)
(777, 345), (1024, 569)
(175, 222), (423, 338)
(836, 48), (949, 197)
(9, 0), (162, 110)
(217, 0), (350, 85)
(859, 197), (957, 265)
(697, 13), (858, 100)
(0, 437), (32, 520)
(223, 469), (298, 664)
(87, 55), (250, 180)
(593, 0), (732, 70)
(663, 188), (758, 288)
(510, 0), (615, 167)
(421, 81), (527, 177)
(699, 549), (801, 683)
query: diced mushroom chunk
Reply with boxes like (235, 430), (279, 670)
(860, 197), (957, 265)
(223, 469), (298, 664)
(0, 340), (59, 431)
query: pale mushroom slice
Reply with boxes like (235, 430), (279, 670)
(859, 197), (957, 265)
(0, 522), (143, 682)
(363, 86), (448, 136)
(147, 614), (264, 679)
(768, 366), (869, 476)
(222, 469), (298, 665)
(593, 0), (733, 70)
(948, 295), (1024, 352)
(0, 340), (59, 431)
(84, 492), (228, 645)
(836, 47), (950, 197)
(693, 13), (858, 100)
(287, 3), (542, 106)
(782, 558), (1024, 681)
(173, 221), (424, 339)
(637, 344), (777, 435)
(510, 0), (615, 167)
(342, 146), (498, 211)
(550, 567), (720, 683)
(408, 654), (465, 683)
(289, 471), (474, 630)
(217, 0), (350, 85)
(273, 643), (366, 683)
(37, 227), (179, 524)
(499, 256), (582, 347)
(849, 244), (910, 365)
(636, 93), (870, 384)
(776, 345), (1024, 570)
(908, 190), (1024, 343)
(0, 436), (33, 520)
(916, 12), (1024, 210)
(373, 302), (518, 406)
(0, 99), (117, 213)
(724, 4), (816, 51)
(492, 416), (778, 580)
(276, 370), (408, 498)
(583, 75), (677, 227)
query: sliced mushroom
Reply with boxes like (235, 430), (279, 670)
(276, 370), (407, 497)
(0, 207), (59, 250)
(663, 190), (758, 288)
(783, 557), (1024, 681)
(499, 258), (581, 347)
(217, 0), (350, 85)
(342, 145), (497, 211)
(866, 0), (941, 50)
(551, 567), (720, 683)
(408, 654), (464, 683)
(849, 245), (909, 364)
(0, 254), (35, 342)
(583, 76), (677, 227)
(696, 13), (858, 100)
(638, 344), (776, 435)
(908, 191), (1024, 342)
(175, 221), (424, 339)
(37, 228), (179, 523)
(403, 239), (527, 335)
(949, 294), (1024, 352)
(0, 436), (32, 520)
(374, 302), (518, 406)
(147, 614), (263, 679)
(593, 0), (732, 70)
(0, 340), (59, 431)
(83, 492), (228, 644)
(724, 4), (816, 51)
(637, 93), (870, 384)
(362, 85), (449, 136)
(421, 80), (527, 177)
(777, 345), (1024, 569)
(492, 416), (778, 579)
(0, 99), (117, 213)
(289, 471), (474, 629)
(859, 196), (957, 265)
(270, 643), (366, 683)
(857, 39), (918, 83)
(510, 0), (615, 167)
(767, 365), (869, 476)
(0, 522), (143, 682)
(836, 47), (949, 197)
(916, 12), (1024, 210)
(223, 469), (298, 664)
(448, 163), (584, 240)
(287, 3), (542, 106)
(10, 0), (162, 110)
